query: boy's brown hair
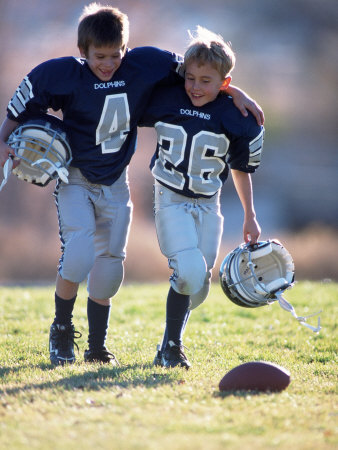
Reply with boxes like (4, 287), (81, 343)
(78, 2), (129, 55)
(184, 26), (235, 79)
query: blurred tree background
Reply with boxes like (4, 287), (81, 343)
(0, 0), (337, 284)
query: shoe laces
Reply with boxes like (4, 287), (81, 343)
(88, 347), (120, 366)
(52, 324), (82, 352)
(167, 341), (189, 359)
(103, 349), (120, 366)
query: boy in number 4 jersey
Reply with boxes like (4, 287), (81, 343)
(0, 4), (263, 366)
(139, 26), (264, 369)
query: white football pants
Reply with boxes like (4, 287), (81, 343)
(54, 167), (132, 299)
(153, 180), (223, 309)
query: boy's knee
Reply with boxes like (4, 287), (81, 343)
(189, 271), (212, 310)
(169, 248), (206, 295)
(88, 256), (124, 300)
(60, 234), (95, 283)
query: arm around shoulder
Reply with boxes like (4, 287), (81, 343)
(225, 84), (265, 127)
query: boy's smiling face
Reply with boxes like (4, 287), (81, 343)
(80, 44), (125, 81)
(184, 61), (231, 107)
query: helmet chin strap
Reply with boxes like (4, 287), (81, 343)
(276, 294), (322, 333)
(246, 248), (322, 333)
(0, 156), (13, 192)
(32, 158), (69, 183)
(1, 155), (70, 192)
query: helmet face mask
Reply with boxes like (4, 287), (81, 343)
(7, 115), (72, 186)
(220, 240), (295, 308)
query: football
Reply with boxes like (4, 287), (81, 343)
(219, 361), (291, 392)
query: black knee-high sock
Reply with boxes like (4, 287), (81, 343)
(53, 293), (76, 325)
(161, 310), (191, 351)
(163, 287), (190, 348)
(87, 298), (111, 350)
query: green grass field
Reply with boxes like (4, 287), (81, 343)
(0, 281), (336, 449)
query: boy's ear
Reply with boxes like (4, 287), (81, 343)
(220, 76), (232, 91)
(79, 47), (86, 58)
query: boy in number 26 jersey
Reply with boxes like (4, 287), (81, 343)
(139, 26), (264, 369)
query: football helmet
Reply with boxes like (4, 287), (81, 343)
(6, 114), (72, 187)
(219, 239), (321, 332)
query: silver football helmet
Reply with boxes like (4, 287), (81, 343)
(219, 239), (321, 332)
(5, 114), (72, 187)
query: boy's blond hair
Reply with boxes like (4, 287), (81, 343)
(184, 26), (235, 79)
(78, 2), (129, 55)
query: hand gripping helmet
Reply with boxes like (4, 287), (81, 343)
(6, 114), (72, 187)
(219, 239), (321, 332)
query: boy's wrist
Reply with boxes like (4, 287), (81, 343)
(244, 211), (257, 220)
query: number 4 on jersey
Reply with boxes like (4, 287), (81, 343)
(96, 94), (130, 154)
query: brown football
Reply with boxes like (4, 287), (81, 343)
(219, 361), (291, 392)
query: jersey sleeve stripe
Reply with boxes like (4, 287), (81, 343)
(7, 76), (34, 118)
(250, 129), (264, 145)
(249, 129), (264, 153)
(8, 100), (20, 118)
(250, 149), (261, 157)
(248, 129), (264, 168)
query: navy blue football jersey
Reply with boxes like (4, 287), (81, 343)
(139, 84), (264, 198)
(7, 47), (182, 185)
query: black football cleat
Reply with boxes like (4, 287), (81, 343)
(84, 347), (120, 366)
(49, 323), (82, 366)
(153, 344), (163, 366)
(160, 340), (191, 369)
